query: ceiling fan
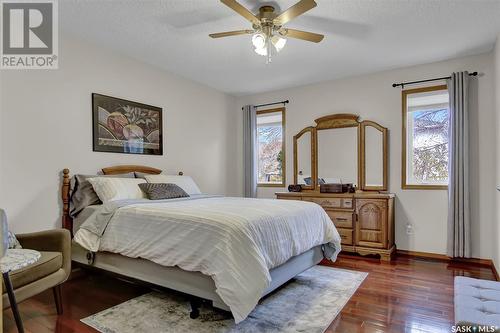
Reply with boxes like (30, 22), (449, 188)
(209, 0), (324, 63)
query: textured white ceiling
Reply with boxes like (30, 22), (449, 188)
(60, 0), (500, 96)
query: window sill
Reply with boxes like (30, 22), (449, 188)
(257, 183), (286, 188)
(402, 184), (448, 190)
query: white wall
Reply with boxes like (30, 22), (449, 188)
(0, 34), (238, 233)
(237, 52), (496, 258)
(494, 36), (500, 268)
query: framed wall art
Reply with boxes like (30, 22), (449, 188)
(92, 93), (163, 155)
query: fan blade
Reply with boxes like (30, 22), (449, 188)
(209, 29), (254, 38)
(274, 0), (317, 25)
(220, 0), (260, 25)
(281, 28), (324, 43)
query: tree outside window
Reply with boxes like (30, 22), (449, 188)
(402, 85), (449, 189)
(256, 108), (285, 186)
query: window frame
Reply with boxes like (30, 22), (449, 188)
(256, 107), (286, 188)
(401, 85), (449, 190)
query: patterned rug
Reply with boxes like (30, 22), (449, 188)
(81, 266), (367, 333)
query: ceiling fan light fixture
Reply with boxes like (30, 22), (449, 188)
(271, 35), (287, 52)
(254, 45), (267, 56)
(210, 0), (324, 63)
(251, 32), (266, 49)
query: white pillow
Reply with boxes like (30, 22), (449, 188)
(144, 174), (201, 195)
(88, 177), (147, 203)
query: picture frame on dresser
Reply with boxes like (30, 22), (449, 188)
(92, 93), (163, 155)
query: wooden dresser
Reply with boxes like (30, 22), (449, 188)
(276, 191), (395, 261)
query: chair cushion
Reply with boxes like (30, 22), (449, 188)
(2, 251), (63, 291)
(455, 276), (500, 327)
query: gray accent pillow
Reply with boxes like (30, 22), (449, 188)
(139, 183), (190, 200)
(70, 173), (135, 217)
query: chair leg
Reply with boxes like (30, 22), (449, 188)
(3, 272), (24, 333)
(52, 284), (63, 315)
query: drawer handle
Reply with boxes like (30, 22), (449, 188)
(336, 218), (348, 221)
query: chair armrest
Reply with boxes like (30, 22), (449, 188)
(16, 229), (71, 278)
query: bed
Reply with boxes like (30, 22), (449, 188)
(61, 165), (341, 323)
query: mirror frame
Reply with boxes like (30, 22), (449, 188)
(292, 113), (389, 192)
(293, 127), (316, 190)
(314, 114), (361, 190)
(359, 120), (388, 191)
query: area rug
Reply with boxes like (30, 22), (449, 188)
(81, 266), (367, 333)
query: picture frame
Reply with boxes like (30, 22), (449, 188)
(92, 93), (163, 155)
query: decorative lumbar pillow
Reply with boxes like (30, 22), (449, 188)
(139, 183), (190, 200)
(70, 173), (135, 217)
(144, 175), (201, 195)
(88, 177), (147, 203)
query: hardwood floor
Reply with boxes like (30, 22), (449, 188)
(3, 254), (496, 333)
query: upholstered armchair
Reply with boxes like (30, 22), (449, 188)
(2, 229), (71, 314)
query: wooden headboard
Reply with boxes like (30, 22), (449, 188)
(61, 165), (182, 235)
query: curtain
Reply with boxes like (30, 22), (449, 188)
(243, 105), (257, 198)
(447, 71), (471, 258)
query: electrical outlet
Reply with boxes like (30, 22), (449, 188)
(406, 224), (414, 235)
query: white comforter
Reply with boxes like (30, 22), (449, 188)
(74, 196), (341, 323)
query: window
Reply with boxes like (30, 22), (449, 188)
(256, 108), (285, 186)
(402, 85), (449, 189)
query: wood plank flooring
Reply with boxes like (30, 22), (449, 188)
(3, 254), (496, 333)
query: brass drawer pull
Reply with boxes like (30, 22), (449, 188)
(336, 218), (348, 221)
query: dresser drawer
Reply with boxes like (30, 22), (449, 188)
(342, 198), (353, 209)
(306, 197), (341, 208)
(337, 228), (353, 245)
(327, 210), (353, 228)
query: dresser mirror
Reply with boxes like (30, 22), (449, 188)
(293, 127), (316, 190)
(360, 121), (388, 190)
(293, 113), (388, 191)
(317, 127), (358, 186)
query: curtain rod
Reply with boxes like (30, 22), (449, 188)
(241, 100), (289, 110)
(392, 72), (478, 89)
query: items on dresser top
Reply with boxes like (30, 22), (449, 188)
(276, 192), (395, 261)
(319, 183), (355, 193)
(288, 184), (302, 192)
